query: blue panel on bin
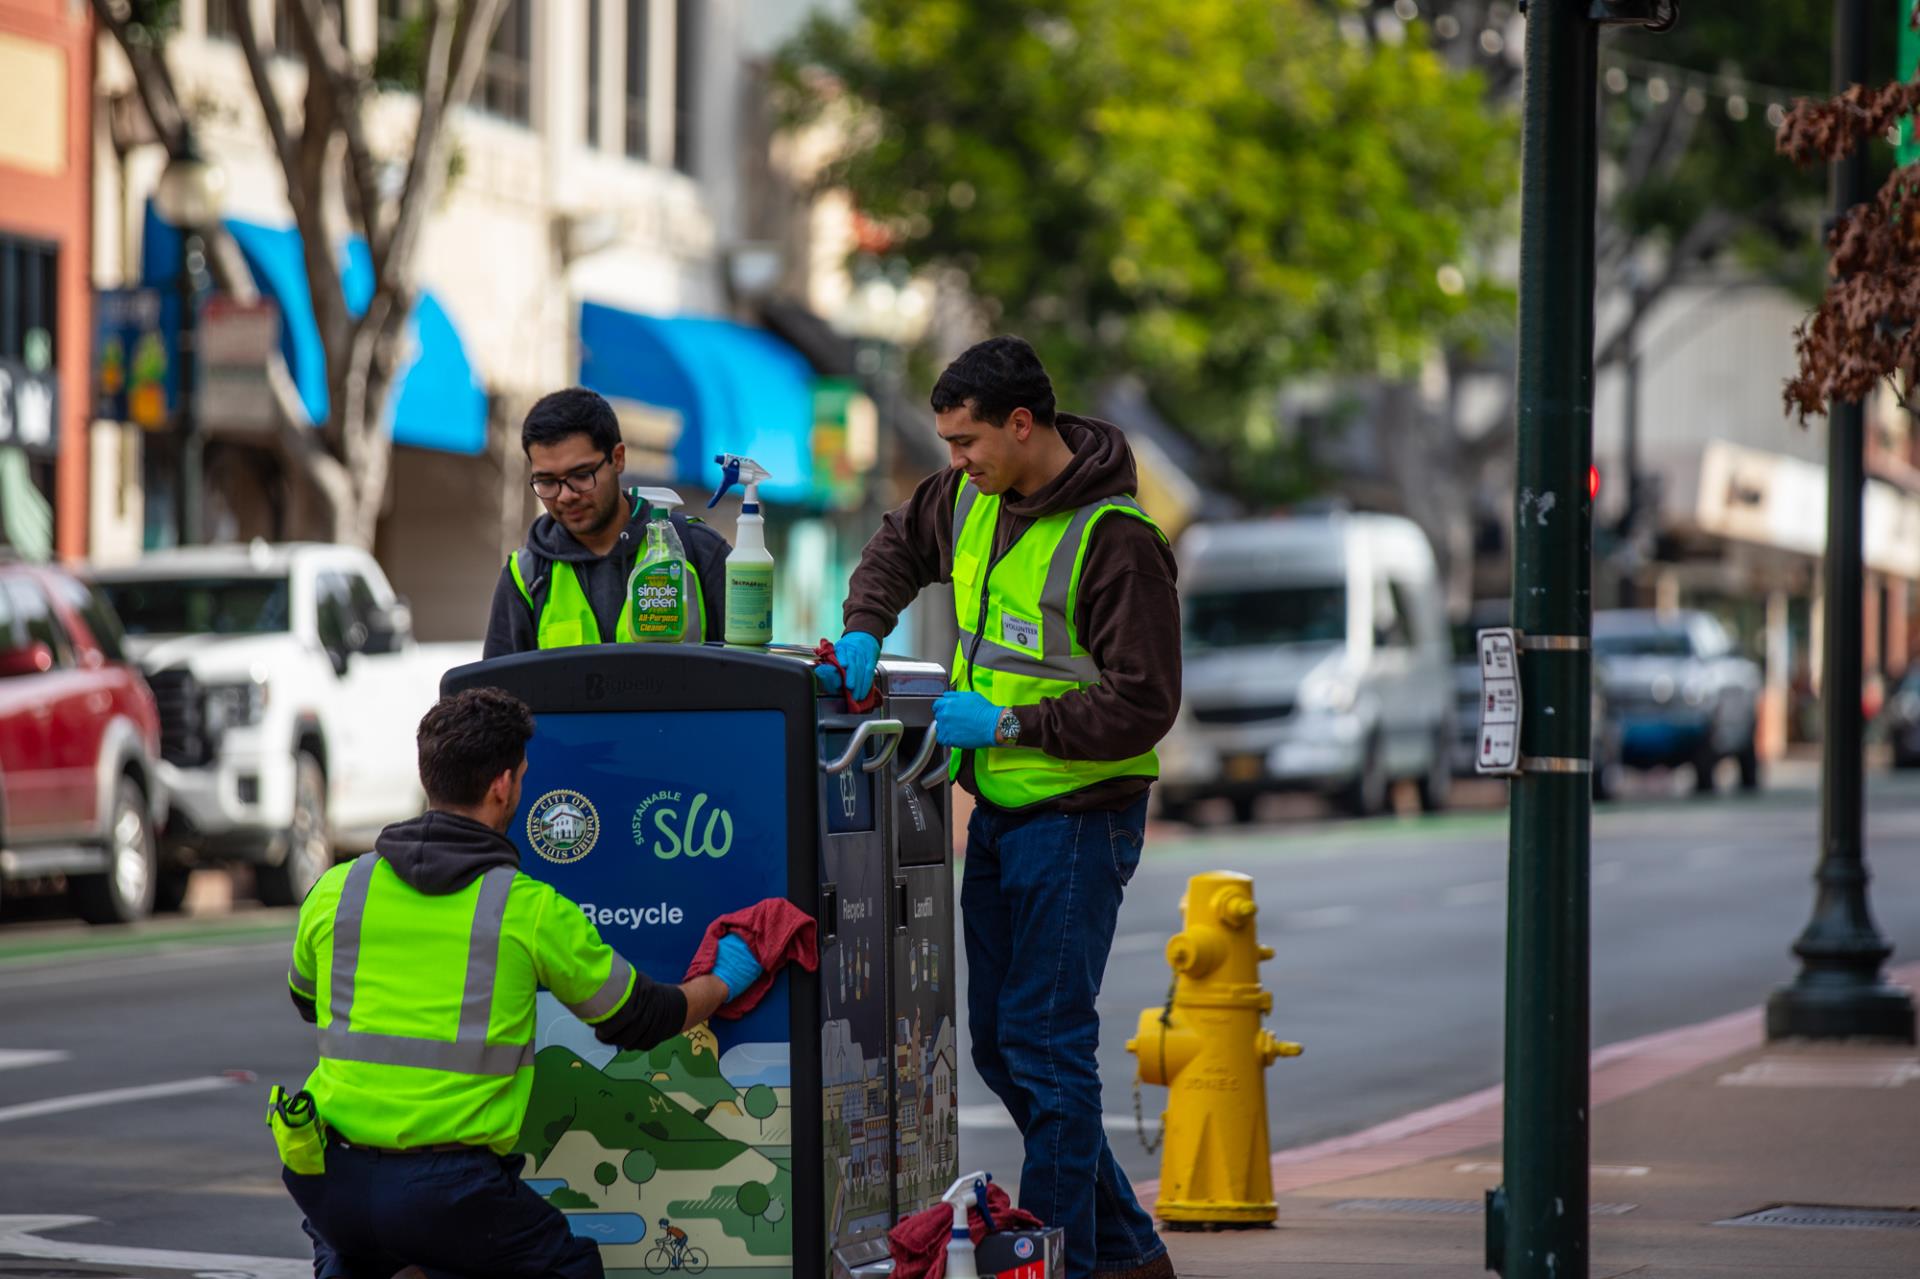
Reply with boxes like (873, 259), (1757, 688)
(508, 707), (794, 1271)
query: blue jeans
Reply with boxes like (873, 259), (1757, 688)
(962, 793), (1166, 1279)
(284, 1146), (602, 1279)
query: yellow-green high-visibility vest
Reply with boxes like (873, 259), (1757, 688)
(287, 854), (635, 1153)
(947, 478), (1166, 809)
(507, 548), (707, 647)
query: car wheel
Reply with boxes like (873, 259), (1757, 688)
(1737, 734), (1761, 792)
(152, 864), (194, 914)
(1156, 795), (1197, 826)
(1417, 729), (1451, 813)
(1338, 735), (1387, 818)
(1230, 794), (1261, 825)
(1697, 741), (1728, 791)
(73, 777), (158, 925)
(258, 753), (331, 907)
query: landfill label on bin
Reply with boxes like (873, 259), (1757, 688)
(508, 709), (795, 1274)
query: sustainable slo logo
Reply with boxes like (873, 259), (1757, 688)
(527, 789), (600, 863)
(631, 788), (734, 860)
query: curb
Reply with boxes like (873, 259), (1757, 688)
(1136, 960), (1920, 1206)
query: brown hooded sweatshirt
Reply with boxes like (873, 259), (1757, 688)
(843, 413), (1181, 813)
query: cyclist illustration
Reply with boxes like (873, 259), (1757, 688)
(646, 1219), (706, 1274)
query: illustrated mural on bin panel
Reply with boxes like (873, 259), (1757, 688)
(818, 725), (892, 1255)
(894, 861), (959, 1214)
(511, 710), (794, 1277)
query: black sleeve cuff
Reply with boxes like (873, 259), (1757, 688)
(590, 969), (690, 1052)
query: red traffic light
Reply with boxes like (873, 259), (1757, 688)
(1589, 465), (1600, 500)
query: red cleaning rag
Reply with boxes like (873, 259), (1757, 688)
(682, 899), (819, 1019)
(889, 1182), (1043, 1279)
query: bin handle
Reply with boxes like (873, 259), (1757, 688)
(821, 719), (904, 775)
(897, 728), (944, 786)
(918, 743), (951, 790)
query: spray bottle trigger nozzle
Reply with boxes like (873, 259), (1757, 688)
(706, 458), (742, 509)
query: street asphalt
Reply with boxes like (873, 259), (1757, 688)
(2, 767), (1917, 1267)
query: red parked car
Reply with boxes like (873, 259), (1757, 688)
(0, 559), (168, 923)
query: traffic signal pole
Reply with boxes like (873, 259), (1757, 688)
(1766, 0), (1915, 1045)
(1488, 2), (1598, 1276)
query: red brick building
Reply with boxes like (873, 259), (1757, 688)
(0, 0), (91, 559)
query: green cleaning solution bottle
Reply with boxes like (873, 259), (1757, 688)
(707, 455), (775, 646)
(626, 487), (691, 643)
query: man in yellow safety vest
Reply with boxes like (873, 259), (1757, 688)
(281, 688), (779, 1277)
(483, 388), (729, 654)
(822, 336), (1182, 1279)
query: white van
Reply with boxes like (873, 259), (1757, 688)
(1158, 513), (1453, 822)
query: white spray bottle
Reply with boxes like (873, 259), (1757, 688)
(707, 454), (775, 646)
(939, 1171), (993, 1278)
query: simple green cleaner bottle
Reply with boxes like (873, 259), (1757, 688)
(626, 487), (692, 643)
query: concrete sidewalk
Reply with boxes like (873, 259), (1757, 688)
(1152, 962), (1920, 1278)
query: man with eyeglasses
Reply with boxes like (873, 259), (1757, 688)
(484, 388), (730, 656)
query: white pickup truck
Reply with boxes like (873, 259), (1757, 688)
(91, 543), (480, 906)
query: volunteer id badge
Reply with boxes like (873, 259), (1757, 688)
(1001, 610), (1041, 651)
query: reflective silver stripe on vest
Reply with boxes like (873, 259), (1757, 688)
(951, 480), (982, 552)
(325, 855), (530, 1076)
(288, 961), (317, 1000)
(327, 853), (381, 1028)
(456, 867), (517, 1042)
(564, 952), (635, 1023)
(957, 623), (1100, 683)
(317, 1027), (533, 1077)
(1039, 498), (1145, 658)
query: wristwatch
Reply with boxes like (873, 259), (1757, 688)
(995, 708), (1022, 746)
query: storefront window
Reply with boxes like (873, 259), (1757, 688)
(624, 0), (649, 159)
(0, 235), (58, 560)
(477, 0), (533, 124)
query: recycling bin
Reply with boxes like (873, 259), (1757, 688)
(441, 645), (957, 1278)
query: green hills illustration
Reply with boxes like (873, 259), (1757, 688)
(518, 1044), (748, 1172)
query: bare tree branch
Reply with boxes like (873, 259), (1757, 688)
(89, 0), (189, 150)
(287, 0), (389, 258)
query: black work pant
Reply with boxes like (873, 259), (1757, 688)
(283, 1146), (602, 1279)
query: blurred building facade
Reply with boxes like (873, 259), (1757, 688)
(0, 0), (92, 562)
(82, 0), (948, 653)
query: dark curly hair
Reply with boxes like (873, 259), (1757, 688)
(417, 688), (536, 807)
(930, 335), (1057, 429)
(521, 386), (621, 456)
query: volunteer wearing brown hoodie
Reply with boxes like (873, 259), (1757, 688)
(825, 337), (1179, 1279)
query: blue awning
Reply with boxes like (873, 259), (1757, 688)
(578, 302), (818, 503)
(142, 204), (488, 456)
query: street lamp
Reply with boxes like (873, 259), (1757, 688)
(154, 133), (227, 547)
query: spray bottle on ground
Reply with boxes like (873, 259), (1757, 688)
(939, 1172), (993, 1279)
(707, 455), (775, 646)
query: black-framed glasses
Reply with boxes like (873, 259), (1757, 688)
(529, 455), (612, 499)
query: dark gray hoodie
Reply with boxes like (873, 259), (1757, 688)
(483, 497), (731, 658)
(290, 810), (688, 1050)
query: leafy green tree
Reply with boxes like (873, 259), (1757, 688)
(743, 1084), (778, 1136)
(594, 1161), (618, 1193)
(780, 0), (1514, 474)
(737, 1180), (771, 1231)
(623, 1148), (659, 1203)
(91, 0), (510, 548)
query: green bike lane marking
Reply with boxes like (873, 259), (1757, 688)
(0, 916), (295, 967)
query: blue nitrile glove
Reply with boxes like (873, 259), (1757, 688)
(711, 933), (764, 999)
(816, 631), (880, 700)
(934, 690), (1005, 749)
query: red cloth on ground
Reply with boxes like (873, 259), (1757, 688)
(681, 899), (819, 1019)
(889, 1182), (1044, 1279)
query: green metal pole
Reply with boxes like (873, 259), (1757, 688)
(1766, 0), (1916, 1045)
(1495, 1), (1597, 1276)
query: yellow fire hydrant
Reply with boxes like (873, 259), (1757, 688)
(1126, 870), (1302, 1227)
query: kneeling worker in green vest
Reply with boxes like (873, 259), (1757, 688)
(484, 387), (729, 655)
(822, 336), (1182, 1279)
(282, 687), (783, 1277)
